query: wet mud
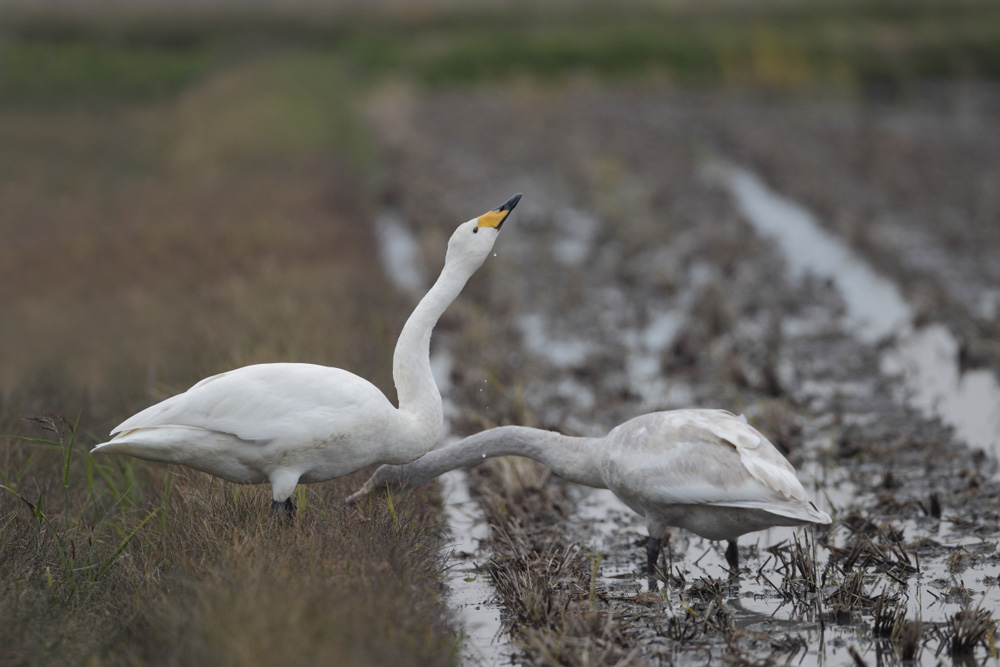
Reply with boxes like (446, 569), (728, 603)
(367, 82), (1000, 665)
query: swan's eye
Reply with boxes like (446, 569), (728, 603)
(472, 227), (479, 234)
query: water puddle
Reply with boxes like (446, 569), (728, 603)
(374, 209), (428, 298)
(438, 470), (519, 666)
(518, 313), (595, 370)
(551, 206), (602, 267)
(433, 368), (519, 665)
(624, 311), (683, 409)
(573, 499), (1000, 664)
(710, 163), (1000, 455)
(882, 324), (1000, 454)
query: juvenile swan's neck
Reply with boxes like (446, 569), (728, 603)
(392, 261), (470, 433)
(402, 426), (606, 489)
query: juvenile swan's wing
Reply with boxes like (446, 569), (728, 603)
(602, 410), (828, 523)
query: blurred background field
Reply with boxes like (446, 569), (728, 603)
(4, 0), (997, 405)
(2, 1), (999, 665)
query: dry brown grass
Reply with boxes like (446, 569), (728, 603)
(0, 50), (457, 666)
(1, 443), (455, 666)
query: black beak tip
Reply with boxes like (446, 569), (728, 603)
(499, 193), (523, 212)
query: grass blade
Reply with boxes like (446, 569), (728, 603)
(384, 483), (399, 530)
(95, 507), (160, 580)
(2, 435), (63, 449)
(0, 483), (38, 512)
(63, 411), (81, 489)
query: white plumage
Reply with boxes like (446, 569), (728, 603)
(93, 194), (522, 516)
(347, 408), (831, 572)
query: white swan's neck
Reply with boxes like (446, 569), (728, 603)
(401, 425), (606, 489)
(391, 260), (470, 440)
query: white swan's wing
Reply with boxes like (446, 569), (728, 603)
(110, 363), (394, 444)
(602, 410), (825, 522)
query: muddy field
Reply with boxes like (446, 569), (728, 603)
(3, 6), (999, 663)
(363, 82), (1000, 665)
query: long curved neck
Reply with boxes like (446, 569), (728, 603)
(401, 426), (607, 489)
(392, 259), (471, 430)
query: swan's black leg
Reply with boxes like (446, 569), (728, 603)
(269, 498), (297, 524)
(646, 534), (663, 590)
(725, 540), (739, 570)
(646, 535), (662, 576)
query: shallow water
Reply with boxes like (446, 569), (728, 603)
(374, 209), (428, 298)
(568, 481), (1000, 666)
(438, 470), (519, 667)
(714, 163), (1000, 456)
(882, 324), (1000, 454)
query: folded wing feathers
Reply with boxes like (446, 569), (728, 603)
(732, 444), (804, 501)
(704, 412), (809, 503)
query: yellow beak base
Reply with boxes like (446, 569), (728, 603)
(476, 209), (508, 229)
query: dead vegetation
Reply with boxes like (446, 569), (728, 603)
(935, 608), (997, 660)
(2, 414), (457, 666)
(0, 50), (457, 666)
(470, 458), (634, 666)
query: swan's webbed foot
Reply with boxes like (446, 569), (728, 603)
(725, 540), (739, 571)
(269, 498), (297, 525)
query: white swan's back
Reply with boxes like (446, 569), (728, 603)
(110, 363), (393, 444)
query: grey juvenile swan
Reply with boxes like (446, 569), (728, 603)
(347, 409), (831, 572)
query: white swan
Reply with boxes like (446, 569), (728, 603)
(93, 194), (522, 516)
(347, 409), (831, 572)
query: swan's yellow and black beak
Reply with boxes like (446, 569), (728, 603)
(477, 193), (522, 231)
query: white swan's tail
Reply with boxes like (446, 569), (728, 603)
(92, 426), (212, 464)
(92, 426), (265, 485)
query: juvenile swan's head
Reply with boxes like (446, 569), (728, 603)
(444, 193), (521, 272)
